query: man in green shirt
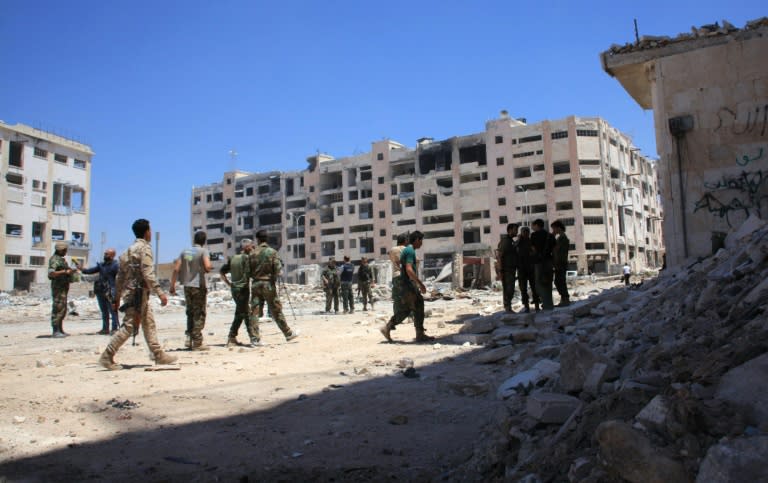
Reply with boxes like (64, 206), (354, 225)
(221, 238), (257, 347)
(380, 231), (434, 343)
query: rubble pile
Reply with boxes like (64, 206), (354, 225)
(449, 219), (768, 482)
(605, 17), (768, 55)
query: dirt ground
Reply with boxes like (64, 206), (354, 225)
(0, 292), (509, 482)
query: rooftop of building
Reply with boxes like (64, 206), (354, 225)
(0, 121), (94, 155)
(601, 17), (768, 109)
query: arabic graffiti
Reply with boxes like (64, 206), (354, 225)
(736, 147), (764, 166)
(715, 104), (768, 137)
(694, 169), (768, 227)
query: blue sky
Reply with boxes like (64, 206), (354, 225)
(1, 1), (764, 262)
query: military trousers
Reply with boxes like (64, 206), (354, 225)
(184, 286), (208, 344)
(501, 269), (517, 310)
(50, 286), (69, 331)
(388, 281), (425, 333)
(359, 281), (372, 308)
(249, 281), (294, 341)
(104, 301), (163, 359)
(340, 282), (354, 312)
(534, 261), (554, 310)
(325, 286), (339, 313)
(229, 286), (256, 339)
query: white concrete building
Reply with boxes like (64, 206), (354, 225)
(192, 114), (664, 285)
(0, 122), (93, 291)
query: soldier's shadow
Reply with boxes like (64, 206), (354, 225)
(97, 364), (152, 371)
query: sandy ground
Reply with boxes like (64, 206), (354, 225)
(0, 292), (508, 482)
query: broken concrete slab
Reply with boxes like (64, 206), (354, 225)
(459, 317), (496, 334)
(595, 420), (688, 483)
(453, 333), (492, 345)
(559, 341), (618, 393)
(497, 359), (561, 399)
(583, 362), (609, 396)
(473, 345), (516, 364)
(526, 392), (581, 424)
(715, 353), (768, 430)
(696, 436), (768, 483)
(634, 395), (672, 434)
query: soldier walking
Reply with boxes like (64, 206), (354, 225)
(248, 230), (299, 344)
(357, 257), (375, 311)
(221, 238), (258, 347)
(98, 219), (177, 370)
(170, 231), (212, 350)
(48, 241), (78, 337)
(321, 259), (340, 314)
(380, 231), (434, 343)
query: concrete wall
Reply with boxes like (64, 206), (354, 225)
(649, 34), (768, 265)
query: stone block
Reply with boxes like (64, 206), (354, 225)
(496, 360), (560, 399)
(473, 345), (516, 364)
(696, 436), (768, 483)
(583, 362), (609, 396)
(635, 395), (671, 433)
(526, 391), (581, 424)
(452, 333), (492, 345)
(715, 353), (768, 430)
(559, 341), (617, 393)
(509, 328), (538, 343)
(595, 420), (688, 483)
(459, 316), (496, 334)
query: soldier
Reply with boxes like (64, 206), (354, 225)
(221, 238), (257, 347)
(530, 219), (555, 310)
(516, 226), (539, 313)
(247, 230), (299, 344)
(48, 241), (78, 337)
(388, 233), (408, 319)
(496, 223), (519, 312)
(380, 231), (434, 343)
(339, 256), (355, 313)
(551, 220), (571, 307)
(98, 219), (177, 370)
(357, 257), (375, 311)
(321, 259), (340, 314)
(170, 231), (212, 350)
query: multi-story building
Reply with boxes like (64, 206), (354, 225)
(191, 114), (664, 285)
(0, 122), (93, 291)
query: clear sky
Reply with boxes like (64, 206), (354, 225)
(1, 1), (764, 262)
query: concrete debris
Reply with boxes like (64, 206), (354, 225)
(449, 215), (768, 481)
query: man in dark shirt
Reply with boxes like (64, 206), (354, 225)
(339, 256), (355, 314)
(516, 226), (539, 312)
(530, 219), (554, 310)
(551, 220), (571, 306)
(496, 223), (519, 312)
(80, 248), (120, 334)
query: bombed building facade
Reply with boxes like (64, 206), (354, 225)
(602, 18), (768, 267)
(0, 122), (93, 291)
(191, 114), (664, 284)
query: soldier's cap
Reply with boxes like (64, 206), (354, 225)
(240, 238), (253, 248)
(55, 241), (68, 251)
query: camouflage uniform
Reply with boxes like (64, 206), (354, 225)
(48, 253), (71, 334)
(221, 253), (257, 341)
(248, 242), (297, 342)
(101, 238), (172, 363)
(322, 266), (340, 313)
(184, 286), (207, 345)
(357, 263), (374, 310)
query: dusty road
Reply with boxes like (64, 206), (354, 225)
(0, 292), (506, 481)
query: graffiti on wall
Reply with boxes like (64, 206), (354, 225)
(715, 104), (768, 137)
(693, 147), (768, 227)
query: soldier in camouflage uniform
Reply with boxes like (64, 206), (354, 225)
(221, 238), (258, 347)
(356, 257), (375, 311)
(99, 219), (177, 370)
(170, 231), (212, 350)
(321, 259), (340, 314)
(48, 241), (77, 337)
(248, 230), (299, 344)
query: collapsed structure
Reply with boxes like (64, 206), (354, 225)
(602, 17), (768, 267)
(191, 115), (664, 286)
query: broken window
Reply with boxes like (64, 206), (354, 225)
(54, 153), (67, 164)
(497, 177), (505, 186)
(32, 222), (44, 246)
(9, 142), (23, 167)
(554, 179), (571, 187)
(51, 229), (65, 241)
(34, 147), (48, 158)
(459, 145), (487, 166)
(583, 200), (602, 209)
(556, 202), (573, 210)
(496, 157), (504, 166)
(74, 159), (86, 169)
(6, 172), (23, 186)
(518, 135), (542, 144)
(495, 136), (503, 144)
(551, 131), (568, 140)
(553, 161), (570, 175)
(6, 224), (22, 236)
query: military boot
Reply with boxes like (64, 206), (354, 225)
(380, 320), (395, 342)
(415, 329), (435, 343)
(99, 351), (123, 371)
(226, 336), (239, 348)
(154, 352), (178, 365)
(190, 343), (210, 351)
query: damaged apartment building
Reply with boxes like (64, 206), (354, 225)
(191, 114), (664, 286)
(0, 122), (93, 291)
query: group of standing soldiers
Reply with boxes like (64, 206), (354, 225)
(496, 219), (570, 313)
(321, 256), (375, 314)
